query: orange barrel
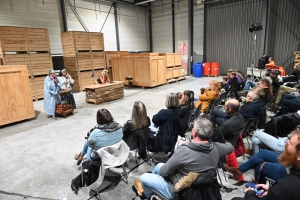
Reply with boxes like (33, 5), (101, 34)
(203, 62), (211, 75)
(211, 62), (220, 76)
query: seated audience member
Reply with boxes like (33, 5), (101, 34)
(246, 130), (288, 156)
(257, 54), (270, 67)
(74, 109), (123, 165)
(283, 62), (300, 86)
(222, 76), (229, 91)
(227, 69), (243, 83)
(177, 90), (194, 118)
(123, 101), (150, 161)
(58, 68), (76, 109)
(265, 57), (276, 66)
(195, 80), (221, 114)
(273, 83), (300, 109)
(276, 95), (300, 116)
(96, 69), (111, 84)
(149, 93), (182, 153)
(210, 99), (245, 135)
(254, 78), (273, 104)
(239, 90), (264, 122)
(269, 70), (281, 95)
(230, 129), (300, 200)
(228, 72), (239, 99)
(133, 118), (234, 199)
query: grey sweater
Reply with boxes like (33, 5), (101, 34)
(158, 141), (234, 198)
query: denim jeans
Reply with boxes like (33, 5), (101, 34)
(210, 109), (227, 126)
(139, 163), (173, 199)
(251, 130), (287, 154)
(81, 141), (92, 162)
(243, 81), (257, 90)
(239, 149), (287, 183)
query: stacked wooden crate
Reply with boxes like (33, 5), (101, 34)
(105, 51), (128, 81)
(159, 53), (185, 83)
(294, 51), (300, 63)
(0, 26), (52, 100)
(111, 52), (166, 87)
(61, 31), (106, 92)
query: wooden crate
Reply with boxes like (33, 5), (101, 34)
(122, 52), (159, 57)
(68, 70), (95, 92)
(89, 32), (104, 51)
(25, 28), (50, 52)
(111, 57), (134, 84)
(166, 68), (173, 79)
(0, 65), (35, 126)
(29, 78), (36, 100)
(63, 52), (93, 72)
(107, 66), (113, 81)
(92, 52), (106, 69)
(0, 26), (27, 53)
(33, 76), (45, 99)
(174, 53), (182, 66)
(295, 55), (300, 60)
(0, 53), (31, 76)
(29, 53), (53, 76)
(61, 31), (91, 53)
(105, 51), (129, 66)
(133, 56), (166, 87)
(85, 81), (124, 104)
(68, 71), (81, 92)
(159, 53), (182, 67)
(294, 51), (300, 55)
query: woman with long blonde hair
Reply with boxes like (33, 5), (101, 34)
(195, 80), (221, 113)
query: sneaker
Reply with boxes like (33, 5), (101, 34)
(50, 116), (57, 120)
(133, 179), (144, 196)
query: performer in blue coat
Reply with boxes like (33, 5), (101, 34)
(44, 70), (61, 120)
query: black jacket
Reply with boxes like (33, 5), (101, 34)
(217, 113), (245, 141)
(240, 100), (264, 122)
(272, 78), (281, 94)
(82, 157), (102, 186)
(244, 168), (300, 200)
(178, 103), (193, 119)
(152, 107), (180, 132)
(265, 112), (300, 138)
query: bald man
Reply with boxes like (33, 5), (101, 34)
(211, 99), (245, 141)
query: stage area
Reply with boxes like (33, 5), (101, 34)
(0, 76), (253, 200)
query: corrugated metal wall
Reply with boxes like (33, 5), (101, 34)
(151, 1), (172, 53)
(118, 4), (149, 51)
(265, 0), (300, 74)
(0, 0), (63, 54)
(205, 0), (262, 75)
(194, 4), (205, 61)
(174, 0), (188, 49)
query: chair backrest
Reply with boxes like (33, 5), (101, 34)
(242, 118), (256, 137)
(193, 105), (201, 120)
(205, 98), (217, 114)
(214, 92), (228, 109)
(228, 128), (245, 147)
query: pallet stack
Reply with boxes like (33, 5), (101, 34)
(159, 53), (185, 83)
(294, 51), (300, 63)
(0, 26), (53, 100)
(61, 31), (106, 92)
(105, 51), (128, 81)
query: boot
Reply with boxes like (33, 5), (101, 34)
(74, 153), (84, 165)
(223, 164), (243, 181)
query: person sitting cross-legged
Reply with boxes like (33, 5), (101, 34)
(133, 117), (234, 199)
(230, 129), (300, 200)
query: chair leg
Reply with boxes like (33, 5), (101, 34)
(216, 168), (225, 192)
(122, 163), (128, 184)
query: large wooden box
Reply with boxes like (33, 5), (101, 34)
(105, 51), (129, 66)
(92, 52), (106, 69)
(0, 26), (27, 53)
(111, 57), (134, 83)
(61, 31), (91, 52)
(0, 53), (31, 76)
(85, 81), (124, 104)
(69, 70), (96, 92)
(133, 56), (166, 87)
(63, 52), (93, 72)
(89, 32), (104, 51)
(0, 65), (35, 126)
(159, 53), (182, 67)
(25, 28), (50, 52)
(29, 53), (53, 76)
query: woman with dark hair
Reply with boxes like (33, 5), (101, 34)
(74, 109), (123, 165)
(123, 101), (151, 160)
(177, 90), (194, 118)
(58, 68), (76, 109)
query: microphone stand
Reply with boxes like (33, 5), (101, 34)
(250, 32), (257, 82)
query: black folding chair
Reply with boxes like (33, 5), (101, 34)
(242, 118), (257, 147)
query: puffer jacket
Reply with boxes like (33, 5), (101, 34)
(240, 99), (265, 122)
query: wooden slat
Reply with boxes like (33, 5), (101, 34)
(0, 53), (31, 76)
(105, 51), (129, 66)
(89, 32), (104, 51)
(25, 28), (50, 52)
(0, 26), (27, 53)
(92, 52), (106, 69)
(29, 53), (53, 76)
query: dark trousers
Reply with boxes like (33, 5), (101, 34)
(239, 149), (287, 184)
(210, 109), (226, 127)
(281, 99), (300, 115)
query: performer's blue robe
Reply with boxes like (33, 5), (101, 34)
(44, 76), (61, 116)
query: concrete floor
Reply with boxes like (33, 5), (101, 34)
(0, 76), (254, 200)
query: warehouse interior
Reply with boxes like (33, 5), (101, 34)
(1, 0), (300, 199)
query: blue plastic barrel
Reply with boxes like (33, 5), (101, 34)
(193, 62), (203, 78)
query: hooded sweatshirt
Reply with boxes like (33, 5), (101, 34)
(158, 141), (234, 197)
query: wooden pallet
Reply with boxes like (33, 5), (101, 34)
(167, 75), (186, 83)
(294, 51), (300, 55)
(295, 55), (300, 60)
(294, 59), (300, 63)
(202, 74), (220, 77)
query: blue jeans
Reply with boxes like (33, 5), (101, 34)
(239, 150), (287, 183)
(210, 109), (226, 126)
(281, 99), (300, 115)
(81, 141), (92, 162)
(243, 81), (257, 90)
(278, 93), (298, 106)
(251, 130), (287, 154)
(139, 163), (173, 199)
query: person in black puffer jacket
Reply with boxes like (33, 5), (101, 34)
(123, 101), (150, 160)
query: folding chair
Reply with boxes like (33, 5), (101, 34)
(150, 190), (170, 200)
(214, 92), (228, 111)
(242, 118), (257, 147)
(204, 98), (218, 114)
